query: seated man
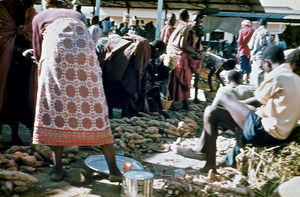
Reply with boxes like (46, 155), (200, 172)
(178, 46), (300, 172)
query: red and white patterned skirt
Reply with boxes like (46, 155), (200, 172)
(33, 18), (113, 146)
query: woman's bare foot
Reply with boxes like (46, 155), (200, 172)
(108, 173), (123, 182)
(51, 170), (65, 181)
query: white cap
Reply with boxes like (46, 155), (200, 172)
(241, 20), (251, 27)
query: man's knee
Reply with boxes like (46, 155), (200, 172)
(204, 105), (218, 120)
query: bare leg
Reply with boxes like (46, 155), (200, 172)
(11, 122), (23, 145)
(215, 69), (225, 86)
(194, 87), (199, 101)
(197, 105), (239, 169)
(245, 73), (250, 83)
(51, 146), (64, 181)
(102, 143), (122, 182)
(194, 74), (200, 103)
(182, 100), (189, 110)
(208, 68), (215, 92)
(195, 91), (252, 171)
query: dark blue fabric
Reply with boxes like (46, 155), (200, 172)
(239, 55), (251, 74)
(224, 145), (241, 166)
(242, 111), (282, 146)
(224, 110), (282, 166)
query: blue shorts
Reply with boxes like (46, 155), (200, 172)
(242, 111), (282, 146)
(224, 111), (282, 166)
(239, 55), (251, 74)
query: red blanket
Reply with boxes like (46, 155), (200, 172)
(0, 3), (36, 111)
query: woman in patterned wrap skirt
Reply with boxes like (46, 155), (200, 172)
(31, 0), (122, 181)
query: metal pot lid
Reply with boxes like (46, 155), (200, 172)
(84, 154), (144, 174)
(123, 170), (154, 180)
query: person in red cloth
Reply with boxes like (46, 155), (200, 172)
(0, 0), (37, 145)
(160, 13), (176, 45)
(31, 0), (122, 182)
(237, 19), (255, 83)
(167, 9), (203, 109)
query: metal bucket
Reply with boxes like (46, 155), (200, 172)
(121, 170), (154, 197)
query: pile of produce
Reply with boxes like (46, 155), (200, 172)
(110, 103), (206, 157)
(108, 99), (299, 196)
(160, 168), (255, 197)
(0, 145), (80, 195)
(1, 97), (299, 196)
(236, 128), (300, 196)
(157, 126), (300, 196)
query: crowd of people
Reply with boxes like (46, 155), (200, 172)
(1, 0), (300, 184)
(85, 11), (156, 44)
(176, 18), (300, 173)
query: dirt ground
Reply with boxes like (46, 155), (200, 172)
(0, 89), (225, 197)
(2, 74), (299, 197)
(0, 95), (217, 197)
(0, 121), (214, 197)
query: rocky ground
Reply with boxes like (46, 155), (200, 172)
(0, 91), (299, 197)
